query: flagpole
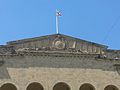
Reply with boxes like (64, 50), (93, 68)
(56, 10), (59, 34)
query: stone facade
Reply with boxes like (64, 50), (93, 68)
(0, 34), (120, 90)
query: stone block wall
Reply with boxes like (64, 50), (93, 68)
(0, 54), (120, 90)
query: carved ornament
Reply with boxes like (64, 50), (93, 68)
(52, 35), (66, 50)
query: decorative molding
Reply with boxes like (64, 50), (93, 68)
(52, 35), (67, 50)
(0, 51), (98, 59)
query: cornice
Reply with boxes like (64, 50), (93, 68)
(0, 51), (98, 58)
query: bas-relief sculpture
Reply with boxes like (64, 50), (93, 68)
(0, 34), (120, 90)
(0, 34), (107, 53)
(0, 34), (120, 59)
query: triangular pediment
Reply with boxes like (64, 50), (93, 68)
(7, 34), (108, 54)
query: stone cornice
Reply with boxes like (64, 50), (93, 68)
(0, 51), (98, 58)
(0, 51), (120, 62)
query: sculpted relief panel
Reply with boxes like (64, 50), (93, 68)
(52, 35), (66, 50)
(0, 34), (106, 54)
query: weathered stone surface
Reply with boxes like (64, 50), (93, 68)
(6, 34), (107, 54)
(0, 34), (120, 90)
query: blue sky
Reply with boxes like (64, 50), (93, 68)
(0, 0), (120, 49)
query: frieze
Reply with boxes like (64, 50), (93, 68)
(0, 51), (99, 59)
(0, 34), (120, 60)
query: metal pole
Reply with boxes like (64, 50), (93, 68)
(56, 10), (59, 34)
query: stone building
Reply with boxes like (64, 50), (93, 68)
(0, 34), (120, 90)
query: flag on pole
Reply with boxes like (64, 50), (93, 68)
(56, 11), (62, 16)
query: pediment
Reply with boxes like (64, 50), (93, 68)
(7, 34), (108, 54)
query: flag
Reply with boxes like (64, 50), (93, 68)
(56, 11), (61, 16)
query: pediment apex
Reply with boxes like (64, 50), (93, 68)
(7, 34), (107, 49)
